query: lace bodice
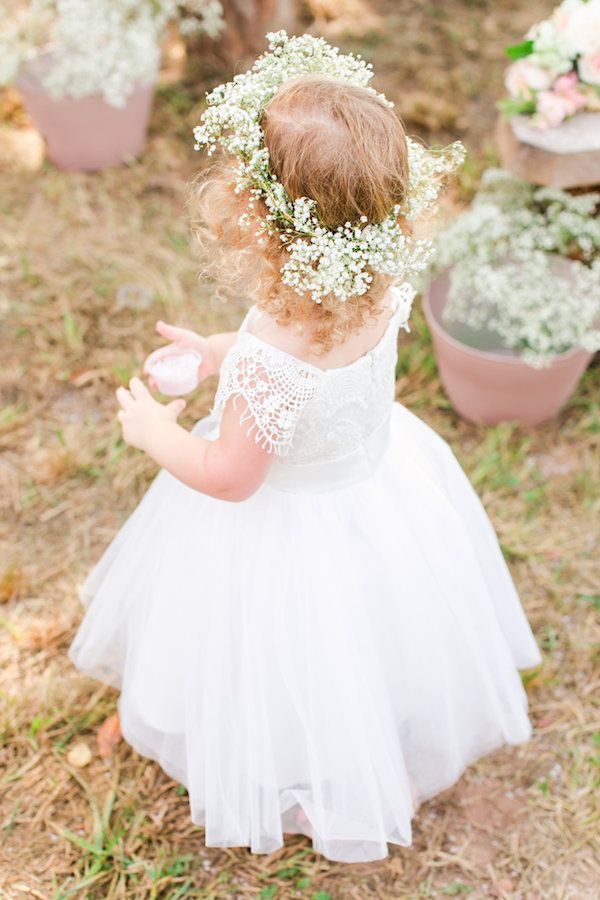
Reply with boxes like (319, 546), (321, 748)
(212, 288), (408, 466)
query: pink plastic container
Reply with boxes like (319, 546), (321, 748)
(423, 271), (594, 426)
(146, 348), (203, 397)
(17, 53), (154, 172)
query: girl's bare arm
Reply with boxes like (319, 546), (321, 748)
(116, 377), (272, 502)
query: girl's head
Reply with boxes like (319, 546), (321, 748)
(191, 75), (409, 353)
(262, 75), (408, 229)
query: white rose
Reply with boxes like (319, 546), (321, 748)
(505, 58), (555, 97)
(0, 45), (21, 85)
(553, 0), (587, 35)
(579, 52), (600, 85)
(528, 19), (576, 75)
(529, 18), (571, 55)
(562, 0), (600, 56)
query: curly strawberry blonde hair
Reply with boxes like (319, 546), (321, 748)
(189, 74), (409, 355)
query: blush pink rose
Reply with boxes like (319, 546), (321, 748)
(552, 71), (588, 115)
(536, 90), (571, 128)
(579, 52), (600, 86)
(553, 71), (579, 92)
(505, 58), (555, 98)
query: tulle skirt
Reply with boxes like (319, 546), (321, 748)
(69, 402), (542, 863)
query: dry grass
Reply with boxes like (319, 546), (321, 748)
(1, 1), (599, 897)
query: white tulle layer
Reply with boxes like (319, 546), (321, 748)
(69, 403), (542, 863)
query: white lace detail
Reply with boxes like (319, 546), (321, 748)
(212, 288), (404, 461)
(285, 317), (399, 464)
(212, 342), (321, 454)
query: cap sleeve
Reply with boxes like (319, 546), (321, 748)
(211, 335), (321, 455)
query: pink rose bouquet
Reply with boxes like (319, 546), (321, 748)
(500, 0), (600, 128)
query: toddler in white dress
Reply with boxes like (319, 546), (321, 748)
(69, 33), (542, 863)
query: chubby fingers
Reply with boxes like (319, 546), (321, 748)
(156, 320), (185, 341)
(116, 385), (134, 410)
(129, 376), (151, 401)
(165, 398), (187, 418)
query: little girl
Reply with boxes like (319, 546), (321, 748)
(69, 33), (542, 864)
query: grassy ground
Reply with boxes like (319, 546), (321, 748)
(1, 0), (599, 897)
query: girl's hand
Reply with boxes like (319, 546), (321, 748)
(116, 377), (186, 451)
(143, 321), (218, 390)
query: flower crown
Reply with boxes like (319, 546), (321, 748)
(193, 31), (465, 306)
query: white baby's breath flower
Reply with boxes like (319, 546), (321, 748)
(433, 169), (600, 366)
(193, 31), (465, 306)
(0, 0), (224, 106)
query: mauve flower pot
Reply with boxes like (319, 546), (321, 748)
(16, 54), (154, 172)
(423, 271), (595, 426)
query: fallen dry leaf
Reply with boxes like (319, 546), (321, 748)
(0, 125), (45, 171)
(16, 621), (69, 650)
(97, 712), (122, 759)
(67, 741), (92, 768)
(0, 565), (26, 603)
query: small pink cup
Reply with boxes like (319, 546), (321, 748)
(146, 348), (202, 396)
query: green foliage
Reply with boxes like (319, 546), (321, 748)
(497, 96), (537, 116)
(506, 39), (534, 61)
(541, 626), (559, 652)
(441, 884), (474, 895)
(578, 594), (600, 611)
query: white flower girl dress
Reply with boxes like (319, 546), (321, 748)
(69, 287), (542, 863)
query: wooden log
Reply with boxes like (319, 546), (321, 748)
(495, 114), (600, 189)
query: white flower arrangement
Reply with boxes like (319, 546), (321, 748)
(501, 0), (600, 129)
(193, 31), (465, 305)
(433, 169), (600, 367)
(0, 0), (224, 108)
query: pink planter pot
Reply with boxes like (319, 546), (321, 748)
(423, 271), (595, 426)
(16, 54), (154, 172)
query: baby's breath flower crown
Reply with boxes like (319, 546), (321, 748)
(193, 31), (465, 305)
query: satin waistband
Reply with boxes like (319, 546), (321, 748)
(265, 416), (391, 494)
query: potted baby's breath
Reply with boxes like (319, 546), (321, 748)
(424, 169), (600, 426)
(0, 0), (223, 171)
